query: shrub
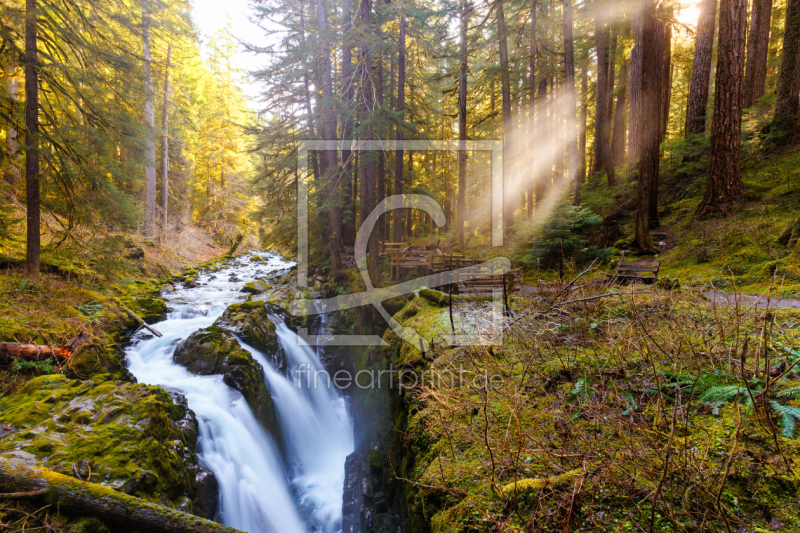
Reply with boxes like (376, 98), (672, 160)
(524, 200), (611, 269)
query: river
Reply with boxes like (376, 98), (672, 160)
(124, 252), (354, 533)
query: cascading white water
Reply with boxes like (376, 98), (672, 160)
(124, 253), (353, 533)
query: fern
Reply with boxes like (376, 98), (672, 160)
(769, 402), (800, 438)
(775, 385), (800, 399)
(697, 384), (758, 407)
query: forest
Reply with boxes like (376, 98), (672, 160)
(1, 0), (800, 531)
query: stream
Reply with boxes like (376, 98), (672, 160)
(124, 252), (354, 533)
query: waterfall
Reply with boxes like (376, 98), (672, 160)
(124, 253), (353, 533)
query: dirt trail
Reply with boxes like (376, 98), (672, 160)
(702, 291), (800, 310)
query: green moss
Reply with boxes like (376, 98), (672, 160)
(0, 376), (199, 505)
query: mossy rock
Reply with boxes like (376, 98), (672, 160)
(240, 281), (270, 294)
(213, 302), (284, 372)
(63, 338), (127, 381)
(123, 296), (168, 324)
(0, 375), (200, 507)
(172, 327), (282, 452)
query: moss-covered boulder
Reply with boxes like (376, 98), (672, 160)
(172, 327), (282, 451)
(122, 295), (168, 324)
(0, 375), (202, 509)
(63, 337), (129, 381)
(240, 281), (270, 294)
(213, 302), (284, 372)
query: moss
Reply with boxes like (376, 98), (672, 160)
(172, 327), (283, 452)
(0, 375), (199, 506)
(213, 302), (282, 369)
(241, 281), (270, 294)
(500, 469), (583, 498)
(63, 338), (126, 381)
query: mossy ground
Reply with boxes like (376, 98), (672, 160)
(385, 281), (800, 532)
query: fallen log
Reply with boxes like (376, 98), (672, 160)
(0, 457), (239, 533)
(0, 332), (90, 364)
(122, 308), (163, 337)
(225, 233), (243, 258)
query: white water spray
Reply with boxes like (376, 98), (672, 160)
(124, 253), (353, 533)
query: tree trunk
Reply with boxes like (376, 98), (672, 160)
(527, 0), (536, 220)
(377, 53), (386, 242)
(593, 14), (616, 186)
(358, 0), (379, 282)
(659, 6), (673, 146)
(341, 0), (356, 246)
(743, 0), (774, 107)
(0, 457), (236, 533)
(393, 12), (406, 243)
(24, 0), (40, 274)
(458, 0), (469, 245)
(300, 5), (320, 186)
(698, 0), (747, 216)
(142, 0), (156, 237)
(317, 0), (341, 272)
(534, 78), (548, 205)
(160, 44), (172, 229)
(612, 29), (629, 168)
(497, 0), (513, 233)
(4, 71), (21, 191)
(685, 0), (718, 135)
(563, 0), (581, 205)
(606, 31), (617, 125)
(628, 3), (643, 170)
(580, 61), (588, 181)
(634, 0), (661, 252)
(772, 0), (800, 139)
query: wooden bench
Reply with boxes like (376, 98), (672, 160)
(379, 241), (409, 254)
(391, 250), (434, 280)
(610, 261), (660, 284)
(451, 264), (517, 294)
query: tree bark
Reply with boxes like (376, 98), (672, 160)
(376, 53), (386, 242)
(534, 78), (548, 205)
(24, 0), (40, 274)
(392, 12), (406, 243)
(580, 61), (588, 181)
(341, 0), (356, 246)
(358, 0), (379, 282)
(612, 29), (629, 168)
(160, 44), (172, 229)
(743, 0), (774, 107)
(772, 0), (800, 140)
(317, 0), (341, 273)
(593, 14), (616, 186)
(142, 0), (156, 237)
(457, 0), (468, 245)
(0, 457), (236, 533)
(4, 71), (21, 191)
(563, 0), (581, 205)
(527, 0), (536, 220)
(685, 0), (718, 135)
(634, 0), (661, 252)
(628, 3), (643, 170)
(497, 0), (513, 233)
(659, 6), (673, 147)
(698, 0), (747, 216)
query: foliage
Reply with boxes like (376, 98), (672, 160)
(523, 200), (609, 269)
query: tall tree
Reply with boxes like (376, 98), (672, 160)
(160, 44), (172, 228)
(341, 0), (356, 245)
(593, 14), (615, 186)
(743, 0), (774, 107)
(24, 0), (40, 273)
(685, 0), (718, 135)
(563, 0), (580, 204)
(358, 0), (379, 281)
(611, 28), (628, 167)
(698, 0), (747, 216)
(580, 61), (588, 179)
(496, 0), (513, 232)
(457, 0), (469, 245)
(3, 72), (20, 191)
(392, 9), (406, 243)
(772, 0), (800, 140)
(527, 0), (536, 220)
(142, 0), (156, 237)
(633, 0), (661, 252)
(628, 4), (643, 169)
(317, 0), (341, 272)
